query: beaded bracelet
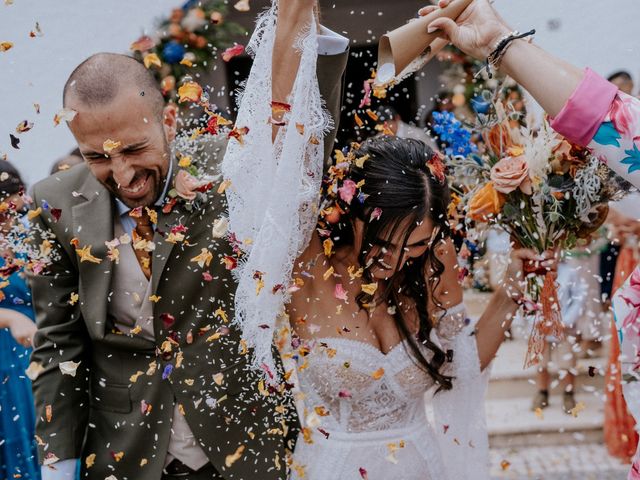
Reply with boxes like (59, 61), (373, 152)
(485, 28), (536, 78)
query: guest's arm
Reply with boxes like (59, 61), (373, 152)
(421, 0), (640, 190)
(27, 184), (89, 471)
(0, 308), (36, 347)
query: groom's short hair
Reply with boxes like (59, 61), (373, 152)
(63, 52), (164, 117)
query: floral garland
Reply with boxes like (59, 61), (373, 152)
(130, 0), (248, 102)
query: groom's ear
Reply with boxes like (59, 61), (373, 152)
(162, 103), (178, 142)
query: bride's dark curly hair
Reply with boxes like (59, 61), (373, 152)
(319, 135), (454, 391)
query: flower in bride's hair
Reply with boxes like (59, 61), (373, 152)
(467, 182), (505, 222)
(490, 155), (533, 195)
(175, 170), (206, 201)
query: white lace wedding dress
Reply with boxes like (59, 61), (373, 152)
(288, 304), (491, 480)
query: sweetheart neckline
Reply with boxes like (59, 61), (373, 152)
(314, 336), (412, 358)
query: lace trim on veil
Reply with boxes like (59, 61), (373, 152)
(221, 3), (330, 381)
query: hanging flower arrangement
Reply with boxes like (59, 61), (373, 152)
(130, 0), (247, 101)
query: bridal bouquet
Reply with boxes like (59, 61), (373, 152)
(437, 95), (631, 367)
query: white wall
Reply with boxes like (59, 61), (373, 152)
(1, 0), (639, 186)
(0, 1), (183, 187)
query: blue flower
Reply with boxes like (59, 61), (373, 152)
(470, 96), (491, 115)
(432, 111), (477, 157)
(162, 41), (186, 64)
(621, 144), (640, 174)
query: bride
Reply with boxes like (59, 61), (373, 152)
(221, 1), (553, 479)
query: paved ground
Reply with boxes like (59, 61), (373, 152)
(490, 443), (629, 479)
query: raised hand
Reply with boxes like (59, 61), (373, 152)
(419, 0), (511, 60)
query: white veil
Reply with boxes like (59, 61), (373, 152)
(221, 3), (330, 380)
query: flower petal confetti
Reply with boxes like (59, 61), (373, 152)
(102, 139), (121, 153)
(222, 43), (245, 62)
(59, 360), (81, 377)
(143, 52), (162, 69)
(53, 107), (77, 126)
(233, 0), (250, 12)
(177, 81), (203, 103)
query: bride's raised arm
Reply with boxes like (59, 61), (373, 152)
(221, 1), (348, 377)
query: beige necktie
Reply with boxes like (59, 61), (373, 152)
(131, 208), (155, 280)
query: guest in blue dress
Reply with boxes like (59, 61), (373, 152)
(0, 161), (40, 480)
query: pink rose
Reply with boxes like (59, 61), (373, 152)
(175, 170), (206, 201)
(338, 180), (357, 204)
(490, 155), (533, 195)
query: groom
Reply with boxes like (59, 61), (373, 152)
(28, 5), (348, 480)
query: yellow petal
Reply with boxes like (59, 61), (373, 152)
(371, 367), (385, 380)
(355, 154), (370, 168)
(149, 295), (161, 303)
(361, 282), (378, 295)
(323, 238), (334, 257)
(68, 292), (79, 305)
(178, 81), (203, 103)
(0, 41), (13, 52)
(323, 266), (334, 281)
(27, 207), (42, 220)
(215, 307), (228, 323)
(225, 445), (246, 468)
(178, 155), (192, 168)
(85, 453), (96, 469)
(143, 53), (162, 69)
(76, 245), (102, 264)
(102, 139), (121, 153)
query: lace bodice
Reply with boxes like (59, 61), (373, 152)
(293, 304), (466, 434)
(296, 337), (438, 433)
(287, 303), (491, 480)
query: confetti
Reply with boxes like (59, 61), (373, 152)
(225, 445), (246, 467)
(228, 126), (249, 144)
(371, 367), (385, 380)
(233, 0), (250, 12)
(9, 134), (20, 149)
(25, 361), (44, 381)
(361, 283), (378, 296)
(334, 283), (348, 302)
(15, 120), (33, 133)
(143, 52), (162, 69)
(68, 292), (79, 305)
(85, 453), (96, 469)
(0, 41), (13, 52)
(53, 108), (77, 126)
(102, 139), (121, 153)
(177, 81), (203, 103)
(191, 248), (213, 268)
(59, 360), (81, 377)
(130, 35), (156, 52)
(76, 245), (102, 264)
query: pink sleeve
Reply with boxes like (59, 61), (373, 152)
(550, 68), (619, 147)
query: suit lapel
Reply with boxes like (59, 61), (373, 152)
(151, 157), (183, 295)
(71, 173), (114, 340)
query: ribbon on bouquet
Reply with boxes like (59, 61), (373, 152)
(523, 260), (565, 369)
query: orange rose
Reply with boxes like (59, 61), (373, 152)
(490, 155), (533, 195)
(483, 121), (518, 157)
(468, 182), (506, 222)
